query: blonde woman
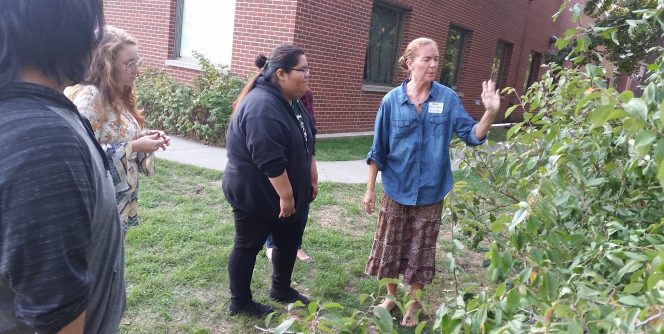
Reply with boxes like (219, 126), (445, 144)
(66, 26), (169, 233)
(363, 37), (500, 327)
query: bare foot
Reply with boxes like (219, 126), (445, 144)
(297, 248), (311, 261)
(266, 247), (273, 261)
(400, 302), (420, 328)
(376, 297), (396, 312)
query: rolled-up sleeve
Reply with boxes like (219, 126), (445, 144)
(452, 95), (485, 147)
(366, 99), (391, 171)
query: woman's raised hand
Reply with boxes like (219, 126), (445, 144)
(481, 80), (500, 114)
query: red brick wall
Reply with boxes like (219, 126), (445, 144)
(231, 0), (299, 78)
(105, 0), (575, 134)
(292, 0), (377, 133)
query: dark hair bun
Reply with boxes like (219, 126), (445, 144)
(255, 54), (268, 69)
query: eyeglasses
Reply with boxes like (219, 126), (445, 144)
(125, 58), (144, 73)
(291, 67), (311, 75)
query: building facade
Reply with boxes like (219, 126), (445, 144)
(105, 0), (576, 134)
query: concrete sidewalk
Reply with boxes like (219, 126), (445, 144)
(155, 136), (377, 184)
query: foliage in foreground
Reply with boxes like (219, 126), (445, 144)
(444, 5), (664, 334)
(136, 53), (245, 146)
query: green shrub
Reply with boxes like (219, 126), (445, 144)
(136, 53), (246, 146)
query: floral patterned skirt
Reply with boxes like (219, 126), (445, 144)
(365, 193), (442, 285)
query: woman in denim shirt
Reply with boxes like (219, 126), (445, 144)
(363, 37), (501, 327)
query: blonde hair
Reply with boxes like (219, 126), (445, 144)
(84, 25), (144, 128)
(398, 37), (439, 71)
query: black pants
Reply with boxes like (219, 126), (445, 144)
(227, 208), (305, 306)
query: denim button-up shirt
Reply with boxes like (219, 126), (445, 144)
(367, 80), (485, 206)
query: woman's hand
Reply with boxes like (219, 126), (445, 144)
(279, 196), (296, 219)
(311, 182), (319, 201)
(130, 133), (166, 153)
(145, 129), (171, 147)
(363, 189), (376, 214)
(481, 80), (500, 115)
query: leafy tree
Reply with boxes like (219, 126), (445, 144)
(551, 0), (662, 73)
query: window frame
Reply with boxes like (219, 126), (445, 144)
(491, 40), (513, 89)
(523, 51), (543, 91)
(169, 0), (235, 69)
(362, 1), (407, 87)
(439, 25), (470, 91)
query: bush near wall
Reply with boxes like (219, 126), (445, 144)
(136, 54), (246, 146)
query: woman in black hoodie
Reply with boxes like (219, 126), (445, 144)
(223, 45), (317, 317)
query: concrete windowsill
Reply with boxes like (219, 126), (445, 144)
(362, 84), (395, 93)
(165, 59), (202, 71)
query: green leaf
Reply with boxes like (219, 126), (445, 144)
(617, 260), (642, 279)
(505, 104), (519, 119)
(446, 252), (456, 273)
(623, 251), (649, 262)
(505, 289), (520, 315)
(372, 305), (393, 332)
(585, 178), (605, 187)
(556, 37), (569, 50)
(321, 302), (343, 311)
(644, 83), (656, 105)
(567, 319), (584, 334)
(659, 159), (664, 189)
(495, 282), (507, 297)
(619, 90), (634, 103)
(624, 98), (648, 121)
(471, 307), (488, 334)
(647, 273), (664, 290)
(506, 123), (522, 140)
(635, 130), (657, 157)
(274, 318), (295, 334)
(308, 301), (319, 315)
(414, 321), (427, 334)
(510, 202), (529, 231)
(490, 220), (507, 233)
(618, 295), (646, 307)
(623, 283), (643, 294)
(606, 253), (624, 267)
(588, 105), (613, 129)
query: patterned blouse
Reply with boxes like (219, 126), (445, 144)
(66, 85), (154, 232)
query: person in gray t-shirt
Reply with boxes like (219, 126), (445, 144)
(0, 1), (125, 333)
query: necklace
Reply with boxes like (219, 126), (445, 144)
(407, 82), (429, 109)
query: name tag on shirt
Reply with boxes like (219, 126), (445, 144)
(428, 102), (444, 114)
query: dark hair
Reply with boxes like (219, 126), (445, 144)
(0, 0), (105, 87)
(233, 45), (305, 113)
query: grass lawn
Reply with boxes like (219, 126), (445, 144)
(314, 136), (373, 161)
(120, 159), (489, 333)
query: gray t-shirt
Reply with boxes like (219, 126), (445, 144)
(0, 83), (125, 333)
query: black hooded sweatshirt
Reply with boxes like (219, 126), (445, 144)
(222, 75), (315, 224)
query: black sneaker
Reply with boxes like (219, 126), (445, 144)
(229, 301), (274, 317)
(269, 287), (311, 304)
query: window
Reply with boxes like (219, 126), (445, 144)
(363, 2), (405, 85)
(174, 0), (236, 66)
(490, 41), (512, 88)
(523, 51), (542, 90)
(440, 25), (469, 91)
